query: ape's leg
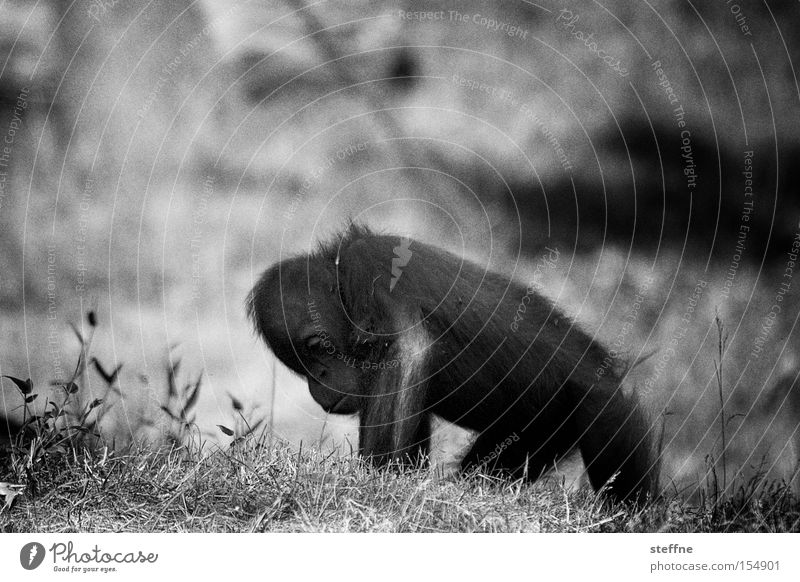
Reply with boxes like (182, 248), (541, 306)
(577, 389), (654, 503)
(460, 415), (575, 482)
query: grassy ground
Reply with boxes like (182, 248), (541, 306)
(1, 312), (798, 533)
(2, 437), (798, 533)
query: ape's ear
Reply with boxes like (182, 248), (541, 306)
(357, 304), (431, 466)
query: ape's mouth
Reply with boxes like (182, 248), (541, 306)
(307, 379), (359, 415)
(328, 396), (356, 415)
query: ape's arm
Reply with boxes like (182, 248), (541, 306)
(347, 283), (433, 466)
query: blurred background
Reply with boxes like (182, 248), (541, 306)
(1, 0), (799, 497)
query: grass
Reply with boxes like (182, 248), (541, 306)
(1, 312), (799, 533)
(1, 435), (798, 533)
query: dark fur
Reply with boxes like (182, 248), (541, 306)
(248, 226), (657, 502)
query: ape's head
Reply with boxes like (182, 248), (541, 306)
(247, 255), (365, 415)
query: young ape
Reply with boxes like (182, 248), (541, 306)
(248, 225), (657, 502)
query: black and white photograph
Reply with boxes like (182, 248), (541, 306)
(1, 0), (799, 577)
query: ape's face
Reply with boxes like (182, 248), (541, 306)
(251, 259), (363, 415)
(297, 305), (363, 415)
